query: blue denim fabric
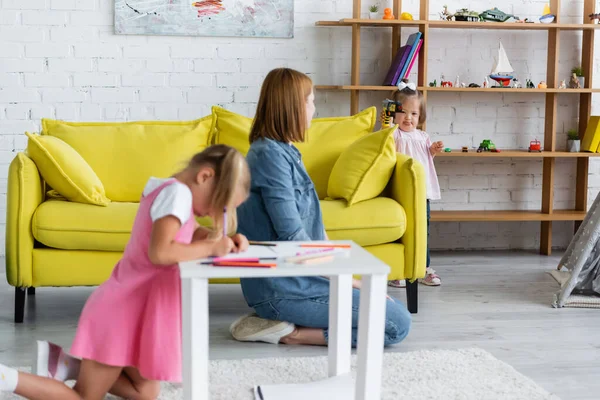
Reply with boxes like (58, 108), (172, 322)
(253, 289), (411, 347)
(427, 199), (430, 268)
(238, 138), (329, 305)
(237, 138), (411, 347)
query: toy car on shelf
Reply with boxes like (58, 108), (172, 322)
(444, 148), (452, 152)
(462, 146), (469, 152)
(454, 8), (480, 22)
(477, 139), (500, 152)
(528, 139), (542, 152)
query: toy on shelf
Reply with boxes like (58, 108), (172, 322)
(559, 80), (567, 89)
(454, 75), (461, 87)
(569, 72), (582, 89)
(540, 4), (555, 23)
(454, 8), (480, 22)
(429, 79), (437, 87)
(512, 78), (522, 88)
(383, 8), (394, 20)
(528, 139), (542, 152)
(590, 13), (600, 24)
(526, 79), (535, 89)
(439, 5), (454, 21)
(462, 146), (469, 152)
(538, 81), (547, 89)
(483, 76), (489, 88)
(440, 74), (453, 87)
(381, 99), (402, 128)
(477, 139), (500, 152)
(400, 12), (413, 20)
(479, 8), (519, 22)
(489, 41), (514, 87)
(444, 148), (452, 152)
(469, 83), (481, 88)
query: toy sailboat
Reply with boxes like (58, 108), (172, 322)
(489, 41), (514, 87)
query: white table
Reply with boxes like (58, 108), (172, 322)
(179, 240), (390, 400)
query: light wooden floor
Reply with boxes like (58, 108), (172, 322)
(1, 251), (599, 400)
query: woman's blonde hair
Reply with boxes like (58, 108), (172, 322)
(188, 144), (250, 235)
(249, 68), (313, 144)
(393, 80), (427, 126)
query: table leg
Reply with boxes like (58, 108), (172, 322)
(182, 277), (210, 400)
(355, 274), (387, 400)
(328, 274), (353, 377)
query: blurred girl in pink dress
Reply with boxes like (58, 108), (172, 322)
(0, 144), (250, 399)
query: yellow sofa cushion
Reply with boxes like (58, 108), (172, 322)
(296, 107), (377, 199)
(211, 106), (377, 199)
(327, 126), (396, 206)
(33, 199), (137, 251)
(320, 197), (405, 246)
(41, 116), (213, 202)
(25, 133), (109, 206)
(211, 106), (253, 155)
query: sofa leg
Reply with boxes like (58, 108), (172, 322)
(27, 287), (35, 296)
(406, 280), (418, 314)
(15, 287), (25, 323)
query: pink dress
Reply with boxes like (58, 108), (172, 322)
(394, 128), (441, 200)
(70, 179), (195, 382)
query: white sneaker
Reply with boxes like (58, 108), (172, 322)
(387, 280), (406, 288)
(230, 313), (295, 344)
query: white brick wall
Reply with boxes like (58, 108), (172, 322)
(0, 0), (598, 255)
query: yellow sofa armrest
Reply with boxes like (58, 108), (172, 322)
(6, 153), (44, 287)
(388, 153), (427, 282)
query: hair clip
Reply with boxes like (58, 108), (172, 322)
(397, 81), (416, 91)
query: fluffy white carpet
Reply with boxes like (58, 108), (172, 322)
(8, 348), (559, 400)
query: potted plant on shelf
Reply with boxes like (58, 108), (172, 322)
(571, 66), (584, 87)
(567, 129), (580, 152)
(369, 4), (379, 19)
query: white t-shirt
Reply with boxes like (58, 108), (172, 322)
(143, 177), (192, 224)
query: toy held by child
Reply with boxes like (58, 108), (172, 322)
(0, 144), (251, 399)
(384, 80), (443, 288)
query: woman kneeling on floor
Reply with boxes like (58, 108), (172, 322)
(229, 67), (412, 347)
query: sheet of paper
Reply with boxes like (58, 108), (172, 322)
(254, 374), (355, 400)
(200, 242), (349, 262)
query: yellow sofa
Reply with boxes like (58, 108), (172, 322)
(5, 107), (427, 323)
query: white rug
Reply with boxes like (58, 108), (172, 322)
(7, 348), (559, 400)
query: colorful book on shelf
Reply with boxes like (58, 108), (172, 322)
(402, 38), (423, 80)
(396, 32), (422, 84)
(581, 116), (600, 152)
(382, 45), (410, 86)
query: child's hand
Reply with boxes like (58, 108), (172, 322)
(212, 236), (234, 257)
(430, 141), (444, 155)
(231, 233), (249, 253)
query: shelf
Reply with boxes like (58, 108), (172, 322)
(437, 150), (600, 158)
(316, 19), (600, 31)
(430, 210), (587, 222)
(315, 85), (600, 93)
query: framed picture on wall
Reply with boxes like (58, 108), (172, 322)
(115, 0), (294, 38)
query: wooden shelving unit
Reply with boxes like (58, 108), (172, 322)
(316, 0), (598, 255)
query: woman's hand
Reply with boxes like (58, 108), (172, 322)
(430, 141), (444, 156)
(231, 233), (249, 253)
(211, 236), (234, 257)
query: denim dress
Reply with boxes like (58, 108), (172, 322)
(237, 138), (331, 305)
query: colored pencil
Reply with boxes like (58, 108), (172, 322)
(248, 241), (277, 246)
(210, 261), (276, 268)
(299, 244), (351, 249)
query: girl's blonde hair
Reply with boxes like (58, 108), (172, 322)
(393, 80), (427, 126)
(188, 144), (250, 236)
(250, 68), (313, 144)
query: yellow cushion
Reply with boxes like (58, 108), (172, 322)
(41, 116), (213, 202)
(327, 126), (396, 206)
(211, 106), (253, 155)
(296, 107), (377, 199)
(211, 106), (377, 199)
(25, 133), (109, 206)
(321, 197), (406, 246)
